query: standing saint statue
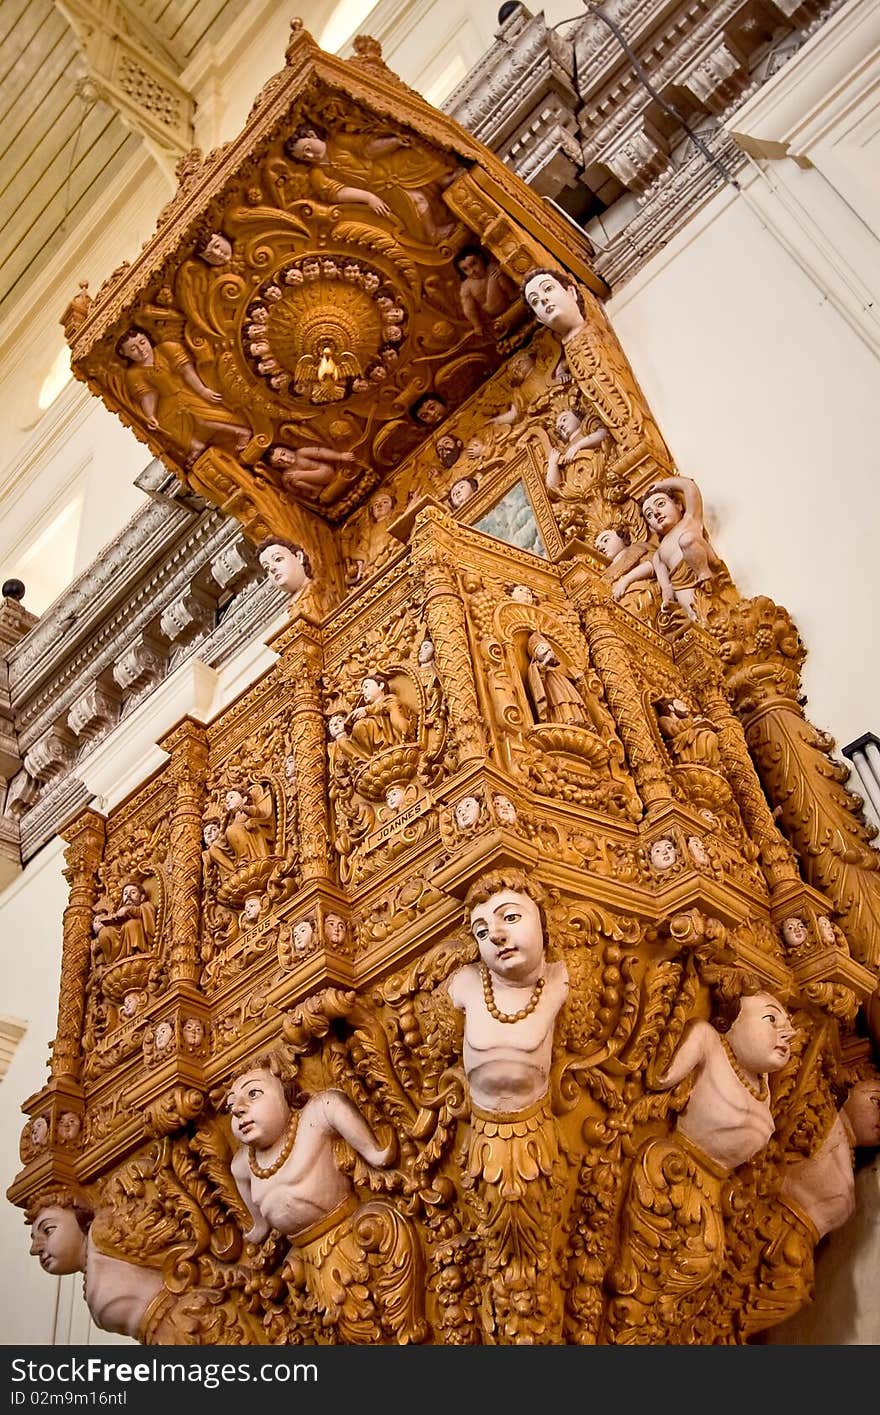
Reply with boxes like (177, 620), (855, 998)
(525, 633), (592, 728)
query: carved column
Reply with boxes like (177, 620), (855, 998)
(161, 719), (209, 985)
(674, 628), (801, 894)
(715, 595), (880, 965)
(562, 567), (673, 811)
(51, 810), (106, 1080)
(278, 617), (333, 884)
(410, 507), (487, 767)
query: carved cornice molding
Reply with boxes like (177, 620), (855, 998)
(443, 0), (843, 288)
(2, 496), (278, 863)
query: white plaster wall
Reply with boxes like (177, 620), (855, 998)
(606, 0), (880, 759)
(608, 174), (880, 752)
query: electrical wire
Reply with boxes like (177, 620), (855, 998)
(546, 1), (741, 191)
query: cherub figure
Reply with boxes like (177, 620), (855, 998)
(781, 1078), (880, 1240)
(454, 245), (518, 337)
(227, 1056), (394, 1242)
(448, 475), (479, 511)
(28, 1196), (165, 1340)
(658, 991), (796, 1171)
(196, 231), (233, 267)
(284, 124), (454, 243)
(490, 347), (555, 425)
(115, 327), (250, 466)
(267, 443), (359, 501)
(448, 871), (569, 1115)
(594, 527), (655, 607)
(640, 476), (722, 619)
(545, 407), (610, 493)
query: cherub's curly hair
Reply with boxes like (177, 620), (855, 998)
(227, 1050), (306, 1108)
(24, 1185), (93, 1231)
(710, 985), (773, 1035)
(464, 870), (554, 954)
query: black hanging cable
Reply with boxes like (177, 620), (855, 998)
(547, 1), (741, 191)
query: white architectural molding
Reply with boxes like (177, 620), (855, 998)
(723, 0), (880, 361)
(726, 0), (880, 157)
(54, 0), (195, 175)
(0, 1016), (27, 1081)
(79, 656), (218, 812)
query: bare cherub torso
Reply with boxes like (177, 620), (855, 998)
(85, 1238), (164, 1339)
(663, 1021), (775, 1170)
(449, 960), (569, 1113)
(231, 1089), (392, 1241)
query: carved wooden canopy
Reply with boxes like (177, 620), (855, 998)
(12, 20), (880, 1350)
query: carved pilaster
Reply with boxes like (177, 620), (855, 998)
(561, 565), (672, 811)
(713, 596), (880, 965)
(161, 719), (209, 985)
(410, 506), (487, 768)
(52, 810), (106, 1080)
(674, 628), (801, 893)
(277, 619), (332, 884)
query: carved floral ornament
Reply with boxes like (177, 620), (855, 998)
(15, 22), (880, 1348)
